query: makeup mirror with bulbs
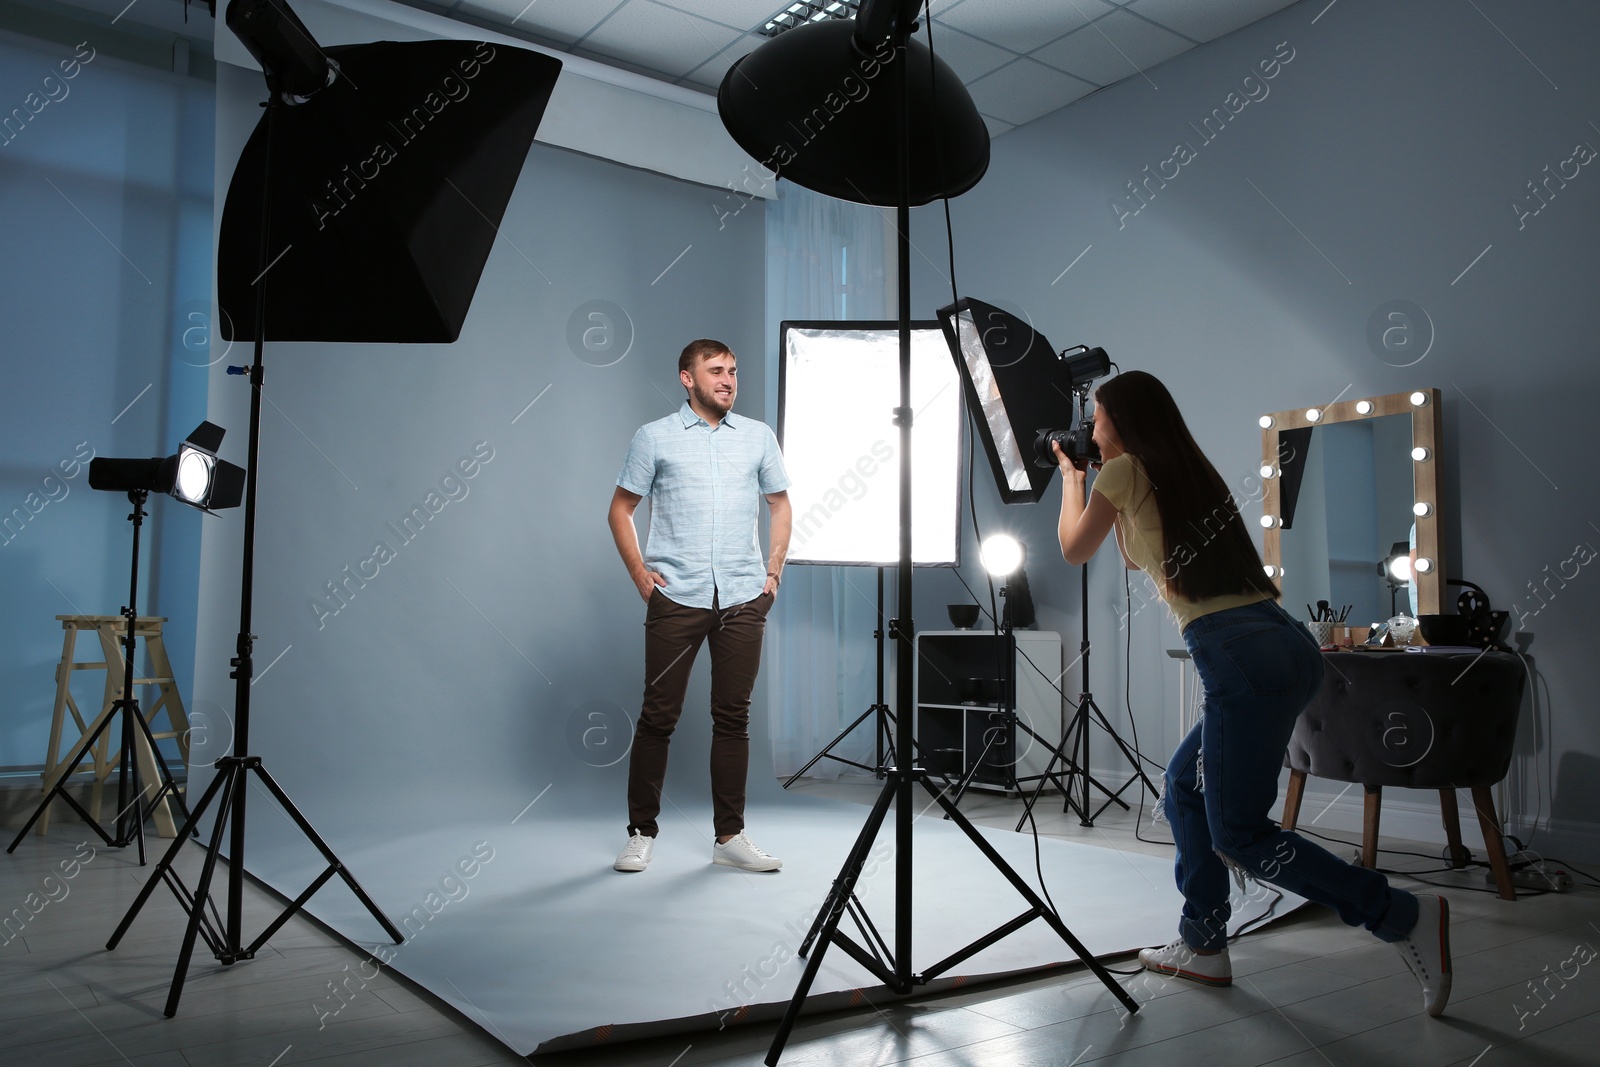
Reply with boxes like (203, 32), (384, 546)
(1258, 388), (1445, 621)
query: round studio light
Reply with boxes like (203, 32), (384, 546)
(1259, 464), (1276, 479)
(1355, 400), (1374, 415)
(173, 450), (215, 506)
(1260, 515), (1278, 529)
(980, 534), (1024, 577)
(1414, 557), (1434, 574)
(1388, 555), (1413, 583)
(1305, 408), (1322, 422)
(1259, 415), (1274, 429)
(1411, 446), (1431, 462)
(1413, 502), (1432, 517)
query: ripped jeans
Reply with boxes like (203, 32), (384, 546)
(1166, 599), (1418, 952)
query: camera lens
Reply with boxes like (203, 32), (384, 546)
(1032, 428), (1070, 468)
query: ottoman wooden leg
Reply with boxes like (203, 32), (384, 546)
(1281, 769), (1307, 831)
(1471, 786), (1517, 901)
(1439, 789), (1472, 868)
(1361, 786), (1381, 869)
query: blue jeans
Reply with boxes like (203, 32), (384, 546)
(1167, 599), (1418, 951)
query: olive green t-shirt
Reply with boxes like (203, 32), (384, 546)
(1090, 453), (1270, 632)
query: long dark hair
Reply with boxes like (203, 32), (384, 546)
(1093, 371), (1277, 603)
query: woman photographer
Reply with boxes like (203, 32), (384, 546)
(1054, 370), (1452, 1017)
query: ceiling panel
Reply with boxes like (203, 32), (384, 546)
(1127, 0), (1301, 44)
(454, 0), (624, 47)
(654, 0), (782, 32)
(681, 33), (762, 91)
(924, 23), (1016, 85)
(937, 0), (1120, 55)
(1032, 8), (1192, 88)
(579, 0), (742, 78)
(966, 57), (1098, 128)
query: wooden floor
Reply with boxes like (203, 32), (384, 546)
(4, 777), (1598, 1066)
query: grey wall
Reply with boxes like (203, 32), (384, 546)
(909, 0), (1600, 859)
(190, 60), (771, 844)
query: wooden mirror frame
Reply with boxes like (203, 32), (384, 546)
(1258, 388), (1446, 617)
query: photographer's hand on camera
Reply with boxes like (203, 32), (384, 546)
(1054, 440), (1119, 566)
(1051, 439), (1096, 478)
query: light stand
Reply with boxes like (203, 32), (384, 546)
(718, 7), (1138, 1062)
(783, 568), (896, 783)
(106, 1), (402, 1016)
(7, 490), (192, 861)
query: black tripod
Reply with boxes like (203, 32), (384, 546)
(783, 569), (897, 784)
(768, 760), (1138, 1062)
(764, 12), (1137, 1061)
(1029, 561), (1157, 826)
(105, 89), (402, 1017)
(7, 490), (191, 863)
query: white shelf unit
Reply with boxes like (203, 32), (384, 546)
(913, 630), (1064, 793)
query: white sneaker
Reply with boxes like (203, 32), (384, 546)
(614, 833), (654, 872)
(1395, 893), (1452, 1017)
(712, 832), (782, 872)
(1138, 939), (1232, 987)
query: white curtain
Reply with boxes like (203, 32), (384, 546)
(763, 181), (897, 778)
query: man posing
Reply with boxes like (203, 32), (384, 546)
(608, 339), (792, 873)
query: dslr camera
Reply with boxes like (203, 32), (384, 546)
(1034, 422), (1100, 470)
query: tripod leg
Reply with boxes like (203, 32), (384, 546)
(8, 701), (133, 852)
(796, 776), (898, 956)
(782, 703), (883, 788)
(919, 776), (1140, 1015)
(165, 763), (242, 1016)
(107, 765), (231, 950)
(247, 763), (403, 944)
(769, 777), (899, 1064)
(1009, 718), (1083, 831)
(127, 699), (196, 832)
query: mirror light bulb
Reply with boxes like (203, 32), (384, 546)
(1355, 400), (1374, 415)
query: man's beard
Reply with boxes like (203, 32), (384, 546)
(693, 383), (734, 413)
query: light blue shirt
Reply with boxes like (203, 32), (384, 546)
(617, 401), (790, 609)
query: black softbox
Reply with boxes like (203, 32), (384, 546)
(218, 39), (561, 343)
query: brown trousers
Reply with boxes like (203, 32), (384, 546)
(627, 589), (773, 839)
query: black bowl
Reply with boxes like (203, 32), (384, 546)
(1417, 614), (1470, 646)
(947, 604), (980, 629)
(956, 677), (1002, 704)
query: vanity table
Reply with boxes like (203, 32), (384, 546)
(1256, 389), (1527, 899)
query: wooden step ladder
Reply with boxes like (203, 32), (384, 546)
(37, 615), (191, 837)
